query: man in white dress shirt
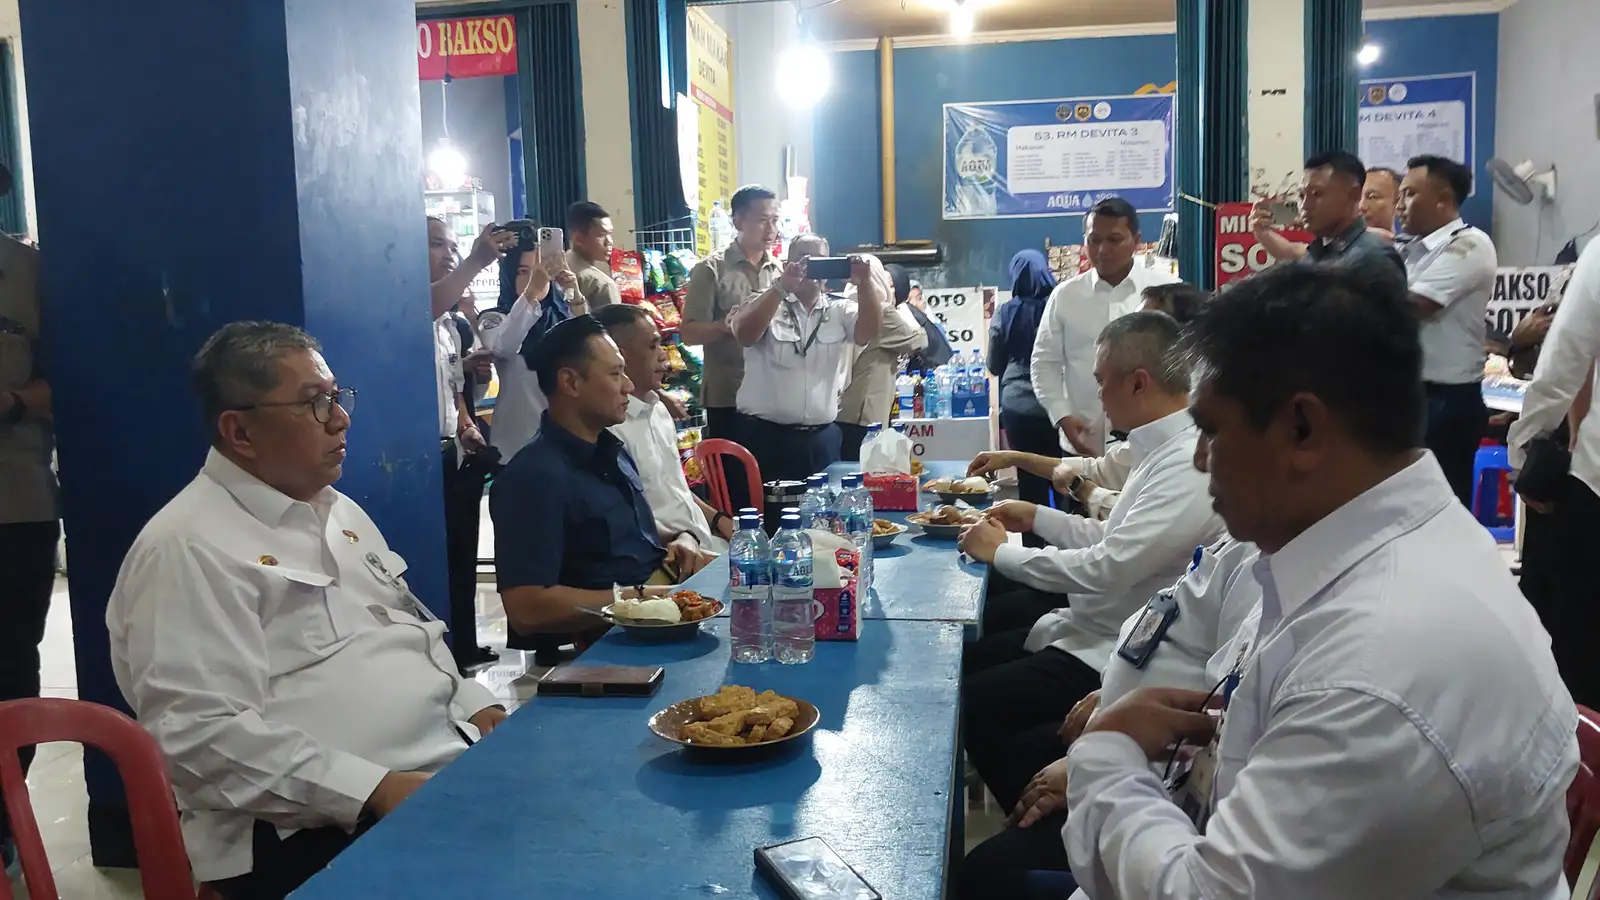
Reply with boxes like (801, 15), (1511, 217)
(1510, 236), (1600, 705)
(956, 311), (1224, 816)
(1067, 264), (1576, 900)
(107, 323), (507, 899)
(1398, 154), (1497, 507)
(598, 303), (735, 553)
(1032, 197), (1178, 456)
(728, 234), (884, 482)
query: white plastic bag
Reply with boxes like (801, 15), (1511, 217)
(861, 427), (913, 474)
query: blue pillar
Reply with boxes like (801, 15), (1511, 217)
(20, 0), (445, 864)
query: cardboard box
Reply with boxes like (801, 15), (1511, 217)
(863, 472), (918, 511)
(814, 545), (861, 641)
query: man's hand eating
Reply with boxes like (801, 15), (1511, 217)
(957, 517), (1007, 563)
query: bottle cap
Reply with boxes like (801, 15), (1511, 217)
(739, 507), (759, 517)
(738, 515), (761, 530)
(807, 473), (828, 487)
(780, 513), (802, 527)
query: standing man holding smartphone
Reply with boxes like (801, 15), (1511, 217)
(726, 234), (885, 482)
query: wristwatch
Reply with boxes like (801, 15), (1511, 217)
(710, 511), (730, 533)
(1067, 474), (1087, 500)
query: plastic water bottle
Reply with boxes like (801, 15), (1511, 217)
(969, 349), (990, 416)
(728, 515), (772, 663)
(799, 474), (831, 531)
(895, 371), (915, 420)
(708, 200), (735, 252)
(770, 514), (816, 664)
(925, 367), (945, 419)
(840, 473), (875, 592)
(948, 351), (967, 395)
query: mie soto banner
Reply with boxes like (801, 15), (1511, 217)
(943, 94), (1175, 221)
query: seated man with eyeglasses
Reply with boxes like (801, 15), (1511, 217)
(106, 322), (507, 900)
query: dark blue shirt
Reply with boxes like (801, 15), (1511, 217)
(490, 411), (665, 598)
(1300, 219), (1407, 289)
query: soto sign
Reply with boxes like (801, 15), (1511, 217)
(1215, 202), (1313, 286)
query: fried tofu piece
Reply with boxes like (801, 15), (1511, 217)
(682, 723), (745, 746)
(697, 685), (756, 719)
(767, 716), (794, 740)
(755, 691), (799, 720)
(742, 708), (776, 727)
(706, 709), (757, 736)
(746, 724), (768, 743)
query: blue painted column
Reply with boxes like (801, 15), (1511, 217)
(19, 0), (445, 864)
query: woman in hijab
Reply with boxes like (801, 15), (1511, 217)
(989, 250), (1059, 512)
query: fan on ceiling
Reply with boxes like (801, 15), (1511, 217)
(1487, 157), (1557, 206)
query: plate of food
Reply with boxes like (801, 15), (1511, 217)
(871, 517), (908, 548)
(906, 504), (983, 538)
(922, 475), (999, 505)
(649, 685), (820, 752)
(602, 589), (723, 641)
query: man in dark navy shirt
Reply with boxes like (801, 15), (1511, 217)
(489, 316), (713, 651)
(1250, 150), (1406, 290)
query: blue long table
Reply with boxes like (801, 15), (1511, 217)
(292, 619), (964, 899)
(679, 460), (989, 635)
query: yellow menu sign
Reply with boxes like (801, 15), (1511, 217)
(687, 8), (736, 256)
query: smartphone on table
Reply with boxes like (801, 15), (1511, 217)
(755, 837), (880, 900)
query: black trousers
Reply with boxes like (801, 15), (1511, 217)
(961, 628), (1101, 813)
(210, 820), (371, 900)
(1424, 381), (1486, 508)
(1547, 476), (1600, 707)
(704, 406), (752, 511)
(740, 416), (842, 485)
(441, 442), (491, 663)
(1001, 409), (1061, 511)
(957, 807), (1077, 900)
(0, 519), (59, 846)
(837, 421), (870, 463)
(979, 579), (1063, 640)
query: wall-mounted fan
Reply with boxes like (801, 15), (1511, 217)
(1487, 157), (1557, 206)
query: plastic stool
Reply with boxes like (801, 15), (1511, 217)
(1472, 444), (1516, 543)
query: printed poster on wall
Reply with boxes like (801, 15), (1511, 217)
(943, 94), (1175, 220)
(417, 16), (518, 80)
(688, 8), (737, 256)
(1357, 74), (1474, 182)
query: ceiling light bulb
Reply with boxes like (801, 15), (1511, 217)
(776, 44), (832, 109)
(428, 141), (468, 186)
(1356, 42), (1380, 66)
(950, 3), (975, 38)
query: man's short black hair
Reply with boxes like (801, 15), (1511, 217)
(594, 302), (652, 335)
(730, 184), (777, 217)
(1305, 150), (1367, 186)
(1183, 264), (1422, 455)
(567, 200), (610, 234)
(1141, 282), (1209, 325)
(1086, 196), (1140, 235)
(533, 315), (608, 397)
(1407, 154), (1472, 207)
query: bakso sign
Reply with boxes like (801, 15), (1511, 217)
(1486, 266), (1574, 337)
(417, 15), (518, 81)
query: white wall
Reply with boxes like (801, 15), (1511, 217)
(1496, 0), (1600, 265)
(0, 0), (34, 238)
(698, 1), (814, 199)
(576, 0), (638, 248)
(1246, 0), (1305, 194)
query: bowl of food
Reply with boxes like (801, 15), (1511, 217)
(649, 685), (819, 753)
(922, 475), (998, 505)
(871, 517), (908, 549)
(602, 589), (723, 641)
(906, 504), (982, 538)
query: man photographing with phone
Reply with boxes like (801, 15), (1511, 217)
(727, 234), (885, 481)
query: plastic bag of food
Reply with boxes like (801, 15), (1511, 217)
(611, 249), (646, 303)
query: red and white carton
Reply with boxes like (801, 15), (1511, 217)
(863, 472), (917, 511)
(810, 533), (862, 641)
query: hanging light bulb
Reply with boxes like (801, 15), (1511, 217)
(428, 139), (469, 187)
(1356, 42), (1381, 66)
(776, 43), (832, 109)
(950, 1), (975, 39)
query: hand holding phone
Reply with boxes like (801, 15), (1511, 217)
(538, 227), (565, 275)
(803, 256), (854, 281)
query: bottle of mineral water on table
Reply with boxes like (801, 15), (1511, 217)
(839, 472), (875, 592)
(770, 514), (815, 664)
(799, 473), (831, 531)
(728, 514), (772, 663)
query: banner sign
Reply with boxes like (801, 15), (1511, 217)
(688, 8), (737, 256)
(922, 286), (986, 354)
(1487, 266), (1574, 336)
(943, 95), (1176, 220)
(417, 16), (518, 81)
(1215, 202), (1314, 286)
(1358, 74), (1475, 185)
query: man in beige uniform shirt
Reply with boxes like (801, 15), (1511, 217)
(564, 201), (621, 310)
(837, 264), (927, 461)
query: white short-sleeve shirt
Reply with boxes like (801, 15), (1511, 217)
(1405, 218), (1498, 384)
(736, 293), (861, 426)
(433, 314), (464, 439)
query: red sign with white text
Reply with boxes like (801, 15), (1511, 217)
(417, 16), (518, 81)
(1215, 202), (1314, 286)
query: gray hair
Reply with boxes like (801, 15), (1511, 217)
(191, 322), (320, 443)
(1096, 310), (1189, 395)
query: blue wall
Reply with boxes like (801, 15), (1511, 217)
(815, 15), (1500, 287)
(1363, 14), (1498, 231)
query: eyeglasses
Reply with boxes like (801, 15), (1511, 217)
(235, 387), (356, 424)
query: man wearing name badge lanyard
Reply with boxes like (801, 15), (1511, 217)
(727, 235), (885, 482)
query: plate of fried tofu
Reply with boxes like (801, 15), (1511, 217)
(648, 685), (819, 752)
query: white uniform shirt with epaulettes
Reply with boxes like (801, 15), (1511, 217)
(735, 290), (862, 427)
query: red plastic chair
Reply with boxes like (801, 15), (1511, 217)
(1565, 706), (1600, 894)
(693, 438), (763, 518)
(0, 698), (199, 900)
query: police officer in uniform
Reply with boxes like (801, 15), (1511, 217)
(727, 234), (885, 482)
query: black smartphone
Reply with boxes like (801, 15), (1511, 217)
(804, 256), (854, 281)
(755, 837), (880, 900)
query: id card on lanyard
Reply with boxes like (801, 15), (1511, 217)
(362, 550), (441, 623)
